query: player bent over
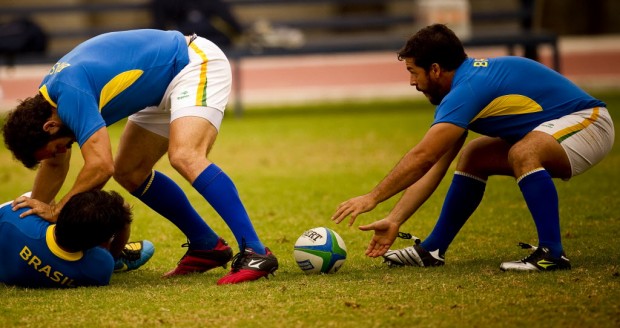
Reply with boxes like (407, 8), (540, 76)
(0, 190), (153, 288)
(3, 29), (277, 284)
(332, 24), (614, 272)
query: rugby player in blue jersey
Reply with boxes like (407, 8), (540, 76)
(0, 190), (152, 288)
(332, 24), (615, 271)
(2, 29), (277, 284)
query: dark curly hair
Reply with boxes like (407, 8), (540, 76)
(397, 24), (468, 72)
(3, 93), (60, 169)
(55, 190), (133, 251)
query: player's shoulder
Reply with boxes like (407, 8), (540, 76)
(83, 247), (115, 269)
(80, 247), (115, 285)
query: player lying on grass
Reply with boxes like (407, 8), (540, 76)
(2, 29), (277, 284)
(332, 24), (615, 272)
(0, 190), (153, 288)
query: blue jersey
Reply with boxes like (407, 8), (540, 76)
(0, 206), (114, 288)
(434, 57), (606, 143)
(39, 29), (190, 146)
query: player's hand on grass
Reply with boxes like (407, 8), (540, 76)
(12, 195), (59, 222)
(358, 218), (399, 257)
(332, 194), (377, 227)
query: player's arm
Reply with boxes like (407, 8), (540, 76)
(386, 130), (466, 224)
(14, 127), (114, 221)
(359, 132), (467, 257)
(55, 127), (114, 209)
(332, 122), (466, 225)
(31, 148), (72, 204)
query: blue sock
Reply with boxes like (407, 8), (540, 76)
(517, 169), (563, 257)
(131, 171), (218, 250)
(421, 172), (486, 255)
(192, 164), (265, 254)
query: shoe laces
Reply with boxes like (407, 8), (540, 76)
(520, 245), (547, 263)
(397, 232), (421, 245)
(229, 239), (249, 272)
(175, 241), (192, 264)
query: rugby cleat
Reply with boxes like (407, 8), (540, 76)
(114, 240), (155, 272)
(163, 238), (233, 278)
(217, 247), (278, 285)
(383, 240), (444, 267)
(500, 244), (571, 272)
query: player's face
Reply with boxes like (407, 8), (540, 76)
(34, 137), (75, 161)
(34, 123), (76, 161)
(405, 58), (444, 105)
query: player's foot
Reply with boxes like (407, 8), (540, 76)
(114, 240), (155, 272)
(500, 244), (571, 272)
(217, 247), (278, 285)
(382, 242), (444, 267)
(163, 238), (233, 278)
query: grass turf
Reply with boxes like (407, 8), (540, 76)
(0, 92), (618, 327)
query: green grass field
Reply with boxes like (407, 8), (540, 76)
(1, 92), (619, 327)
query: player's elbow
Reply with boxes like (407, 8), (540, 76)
(411, 148), (441, 172)
(100, 162), (115, 180)
(89, 160), (114, 183)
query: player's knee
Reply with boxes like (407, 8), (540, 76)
(113, 165), (145, 191)
(456, 142), (485, 172)
(168, 148), (197, 173)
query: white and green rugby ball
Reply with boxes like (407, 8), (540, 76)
(294, 227), (347, 274)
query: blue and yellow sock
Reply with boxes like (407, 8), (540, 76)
(421, 172), (486, 255)
(517, 168), (563, 258)
(193, 164), (265, 254)
(131, 171), (218, 250)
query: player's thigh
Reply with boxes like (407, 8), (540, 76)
(508, 131), (571, 178)
(168, 114), (219, 182)
(456, 136), (514, 177)
(114, 121), (169, 189)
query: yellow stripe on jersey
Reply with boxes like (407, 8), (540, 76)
(553, 107), (600, 142)
(470, 94), (543, 123)
(46, 225), (83, 261)
(39, 85), (58, 108)
(189, 42), (209, 106)
(99, 69), (144, 110)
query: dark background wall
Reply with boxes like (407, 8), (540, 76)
(538, 0), (620, 35)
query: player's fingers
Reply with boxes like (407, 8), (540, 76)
(347, 212), (358, 227)
(331, 208), (349, 224)
(331, 202), (350, 221)
(358, 223), (374, 231)
(19, 208), (35, 218)
(11, 196), (27, 208)
(365, 239), (377, 256)
(375, 244), (390, 257)
(368, 244), (390, 258)
(11, 198), (30, 211)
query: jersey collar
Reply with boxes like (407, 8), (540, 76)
(46, 225), (83, 261)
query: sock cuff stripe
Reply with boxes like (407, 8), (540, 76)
(454, 171), (487, 184)
(516, 168), (546, 184)
(139, 170), (156, 197)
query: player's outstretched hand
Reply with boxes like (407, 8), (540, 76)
(331, 194), (377, 227)
(12, 195), (59, 222)
(358, 218), (400, 257)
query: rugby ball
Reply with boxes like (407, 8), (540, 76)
(294, 227), (347, 274)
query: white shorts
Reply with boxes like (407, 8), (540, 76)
(534, 107), (615, 177)
(128, 35), (232, 137)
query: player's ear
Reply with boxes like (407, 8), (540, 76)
(430, 63), (441, 78)
(42, 120), (59, 133)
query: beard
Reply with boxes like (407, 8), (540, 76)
(423, 80), (447, 106)
(49, 124), (76, 147)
